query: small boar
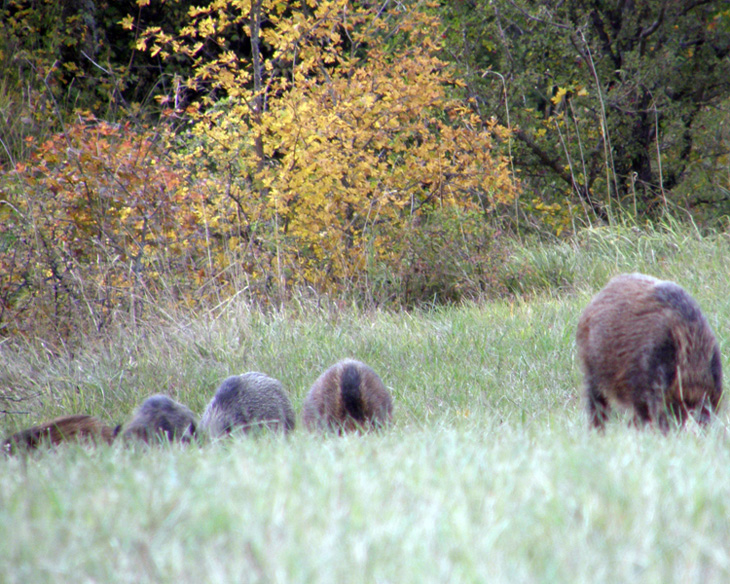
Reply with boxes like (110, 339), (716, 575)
(3, 414), (116, 454)
(576, 273), (722, 431)
(302, 359), (393, 433)
(200, 372), (295, 436)
(120, 394), (197, 444)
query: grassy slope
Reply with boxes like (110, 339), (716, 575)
(2, 224), (730, 583)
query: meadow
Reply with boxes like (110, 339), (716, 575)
(2, 224), (730, 583)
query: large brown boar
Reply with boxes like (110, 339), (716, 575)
(302, 359), (393, 433)
(576, 273), (722, 431)
(200, 372), (295, 437)
(3, 414), (116, 454)
(120, 394), (197, 444)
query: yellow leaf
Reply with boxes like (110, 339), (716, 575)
(120, 15), (135, 30)
(551, 86), (569, 105)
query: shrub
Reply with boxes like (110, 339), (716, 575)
(0, 117), (199, 339)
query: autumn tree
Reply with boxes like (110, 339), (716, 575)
(440, 1), (730, 230)
(140, 0), (518, 296)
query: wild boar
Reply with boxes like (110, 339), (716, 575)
(3, 414), (116, 454)
(302, 359), (393, 433)
(200, 372), (295, 436)
(576, 273), (722, 431)
(120, 394), (197, 443)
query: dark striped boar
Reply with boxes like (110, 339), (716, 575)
(576, 273), (722, 431)
(120, 394), (197, 443)
(302, 359), (393, 433)
(3, 414), (116, 454)
(200, 372), (295, 436)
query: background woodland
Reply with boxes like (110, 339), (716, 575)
(1, 0), (729, 342)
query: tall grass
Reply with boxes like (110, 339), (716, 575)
(503, 218), (730, 298)
(2, 224), (730, 583)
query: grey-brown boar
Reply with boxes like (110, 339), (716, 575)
(120, 394), (197, 443)
(3, 414), (116, 454)
(301, 359), (393, 433)
(200, 372), (295, 436)
(576, 273), (722, 431)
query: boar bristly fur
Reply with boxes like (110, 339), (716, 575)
(576, 273), (722, 432)
(302, 359), (393, 433)
(200, 372), (295, 437)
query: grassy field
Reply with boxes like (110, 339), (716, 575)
(2, 224), (730, 583)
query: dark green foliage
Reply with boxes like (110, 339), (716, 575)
(0, 0), (194, 169)
(439, 1), (730, 227)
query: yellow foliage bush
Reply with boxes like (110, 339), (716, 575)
(150, 0), (519, 294)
